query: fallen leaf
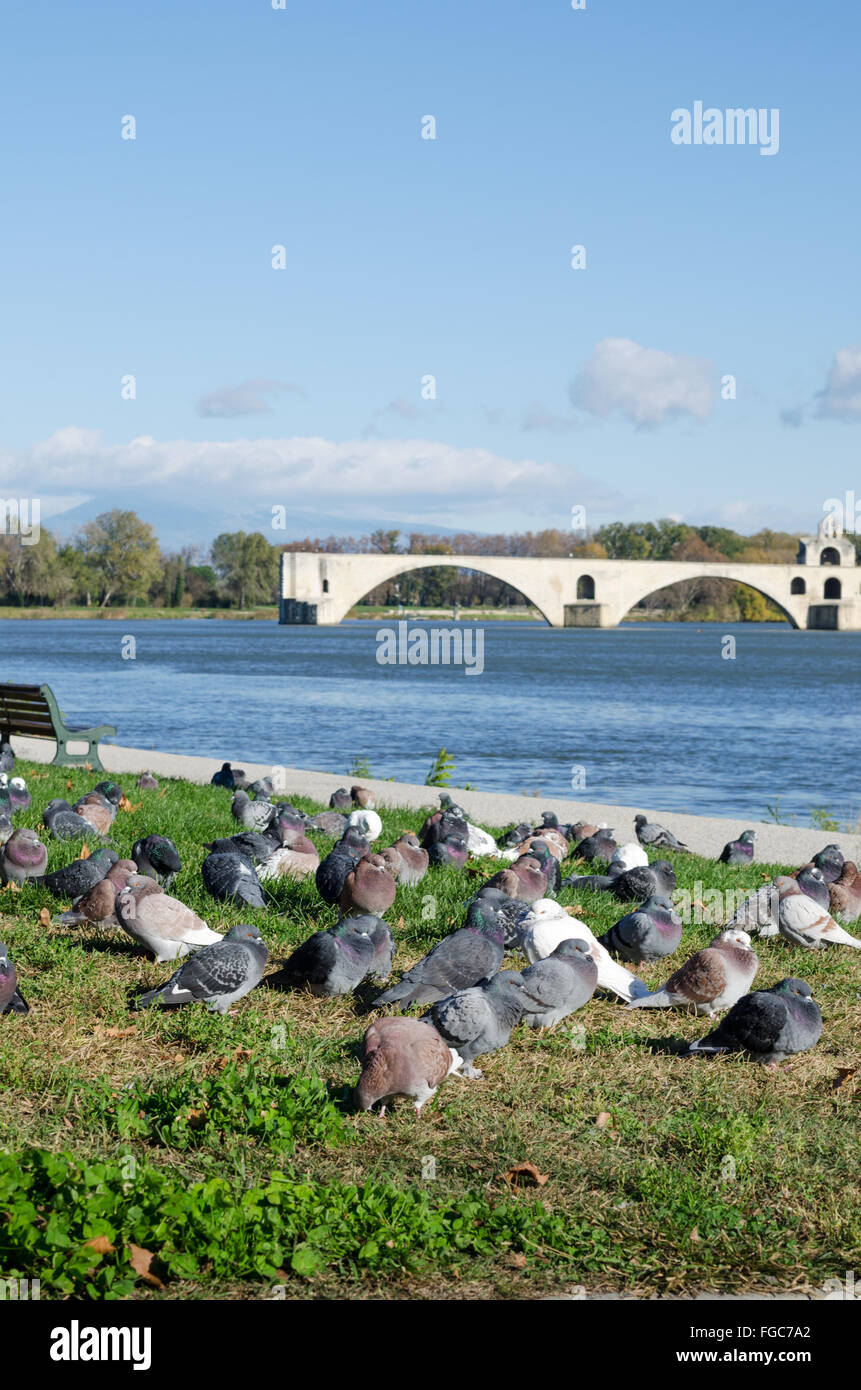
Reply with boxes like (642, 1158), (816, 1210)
(563, 905), (584, 916)
(832, 1067), (857, 1091)
(39, 907), (52, 927)
(66, 779), (74, 790)
(3, 881), (21, 894)
(503, 1251), (527, 1269)
(187, 1109), (208, 1130)
(100, 1026), (136, 1039)
(504, 1162), (549, 1189)
(128, 1243), (165, 1289)
(80, 844), (91, 860)
(596, 1111), (614, 1128)
(396, 916), (405, 932)
(690, 1227), (701, 1243)
(84, 1235), (115, 1256)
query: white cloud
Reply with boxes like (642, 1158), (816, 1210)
(196, 380), (302, 418)
(816, 347), (861, 421)
(570, 337), (718, 428)
(520, 403), (579, 433)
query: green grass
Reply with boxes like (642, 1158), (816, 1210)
(0, 760), (859, 1300)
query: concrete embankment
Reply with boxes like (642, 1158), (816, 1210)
(11, 735), (860, 865)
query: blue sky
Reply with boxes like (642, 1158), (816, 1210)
(1, 0), (859, 548)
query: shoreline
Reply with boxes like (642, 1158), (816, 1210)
(9, 734), (860, 863)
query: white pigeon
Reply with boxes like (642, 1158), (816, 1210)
(775, 876), (861, 950)
(346, 809), (382, 842)
(611, 842), (649, 872)
(465, 823), (498, 857)
(516, 899), (650, 1002)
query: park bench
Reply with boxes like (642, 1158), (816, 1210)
(0, 683), (116, 771)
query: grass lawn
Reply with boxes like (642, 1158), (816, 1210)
(1, 760), (859, 1301)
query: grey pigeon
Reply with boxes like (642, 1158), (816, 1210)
(0, 742), (14, 774)
(92, 780), (124, 807)
(812, 844), (844, 884)
(6, 776), (31, 813)
(136, 924), (267, 1014)
(308, 810), (348, 836)
(230, 790), (275, 831)
(355, 1016), (461, 1116)
(573, 829), (617, 863)
(424, 970), (528, 1078)
(599, 894), (683, 963)
(473, 884), (531, 948)
(0, 805), (11, 846)
(1, 828), (48, 884)
(794, 864), (830, 910)
(719, 830), (756, 866)
(203, 831), (280, 864)
(610, 860), (677, 902)
(687, 978), (822, 1065)
(138, 771), (159, 791)
(518, 939), (598, 1029)
(634, 814), (688, 851)
(0, 942), (28, 1014)
(43, 798), (102, 841)
(40, 848), (118, 899)
(329, 787), (352, 811)
(132, 834), (182, 888)
(496, 821), (532, 850)
(723, 882), (780, 938)
(201, 850), (266, 910)
(427, 834), (469, 870)
(373, 899), (505, 1008)
(274, 919), (376, 996)
(315, 830), (369, 904)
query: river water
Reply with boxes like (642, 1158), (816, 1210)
(1, 618), (858, 826)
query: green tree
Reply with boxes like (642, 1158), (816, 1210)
(211, 532), (279, 608)
(75, 510), (161, 607)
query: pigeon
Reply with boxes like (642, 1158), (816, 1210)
(43, 798), (103, 841)
(499, 832), (566, 863)
(633, 815), (688, 851)
(258, 838), (320, 881)
(828, 861), (861, 924)
(308, 810), (347, 836)
(231, 790), (275, 832)
(599, 894), (683, 964)
(610, 842), (649, 872)
(573, 829), (617, 863)
(211, 762), (248, 790)
(723, 882), (780, 938)
(340, 855), (397, 916)
(517, 899), (649, 1002)
(269, 807), (308, 847)
(496, 821), (532, 850)
(427, 834), (469, 870)
(793, 864), (831, 910)
(0, 943), (28, 1014)
(201, 850), (266, 910)
(315, 831), (369, 904)
(0, 742), (14, 773)
(6, 777), (31, 813)
(136, 924), (267, 1014)
(115, 886), (221, 962)
(329, 787), (352, 811)
(687, 978), (822, 1065)
(138, 771), (159, 791)
(373, 899), (505, 1008)
(274, 919), (377, 996)
(719, 830), (757, 866)
(1, 828), (48, 884)
(812, 844), (844, 884)
(93, 780), (124, 807)
(58, 859), (149, 926)
(626, 930), (758, 1017)
(484, 853), (546, 903)
(132, 834), (182, 888)
(204, 831), (280, 865)
(354, 1016), (462, 1116)
(438, 793), (467, 816)
(561, 870), (618, 892)
(518, 939), (598, 1029)
(0, 804), (13, 846)
(424, 970), (528, 1078)
(465, 822), (498, 857)
(472, 884), (532, 949)
(250, 777), (276, 798)
(351, 785), (376, 809)
(39, 848), (118, 899)
(610, 860), (677, 902)
(346, 808), (382, 842)
(72, 792), (117, 835)
(361, 914), (396, 982)
(775, 876), (861, 949)
(420, 809), (468, 848)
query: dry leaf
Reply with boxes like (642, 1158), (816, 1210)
(503, 1251), (527, 1269)
(504, 1162), (549, 1189)
(832, 1067), (857, 1091)
(101, 1026), (136, 1039)
(84, 1235), (115, 1256)
(690, 1227), (701, 1243)
(39, 907), (52, 927)
(129, 1243), (165, 1289)
(563, 905), (584, 916)
(80, 844), (91, 859)
(396, 916), (405, 932)
(3, 881), (21, 894)
(187, 1109), (208, 1130)
(66, 779), (74, 790)
(596, 1111), (614, 1128)
(119, 795), (133, 811)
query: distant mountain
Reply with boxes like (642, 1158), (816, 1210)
(44, 493), (465, 554)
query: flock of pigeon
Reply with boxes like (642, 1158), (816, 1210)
(1, 744), (859, 1118)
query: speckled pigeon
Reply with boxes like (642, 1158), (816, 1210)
(373, 898), (505, 1008)
(518, 939), (598, 1029)
(43, 798), (103, 841)
(719, 830), (756, 866)
(424, 970), (528, 1078)
(634, 815), (688, 851)
(201, 850), (266, 910)
(687, 978), (822, 1065)
(626, 930), (758, 1017)
(355, 1016), (461, 1116)
(136, 923), (267, 1014)
(1, 828), (48, 884)
(472, 884), (532, 948)
(610, 860), (677, 902)
(0, 943), (28, 1014)
(133, 834), (182, 888)
(231, 789), (275, 832)
(5, 776), (31, 813)
(599, 894), (683, 963)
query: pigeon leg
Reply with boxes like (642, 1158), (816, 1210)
(378, 1104), (387, 1118)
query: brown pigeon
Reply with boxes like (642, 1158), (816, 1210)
(258, 837), (320, 881)
(626, 929), (758, 1018)
(115, 885), (220, 961)
(484, 854), (546, 904)
(58, 859), (153, 926)
(340, 855), (397, 916)
(351, 785), (376, 810)
(390, 832), (429, 886)
(355, 1016), (462, 1116)
(828, 861), (861, 924)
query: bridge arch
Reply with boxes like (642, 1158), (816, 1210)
(324, 555), (561, 626)
(615, 566), (804, 629)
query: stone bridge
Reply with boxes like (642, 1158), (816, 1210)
(280, 527), (861, 630)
